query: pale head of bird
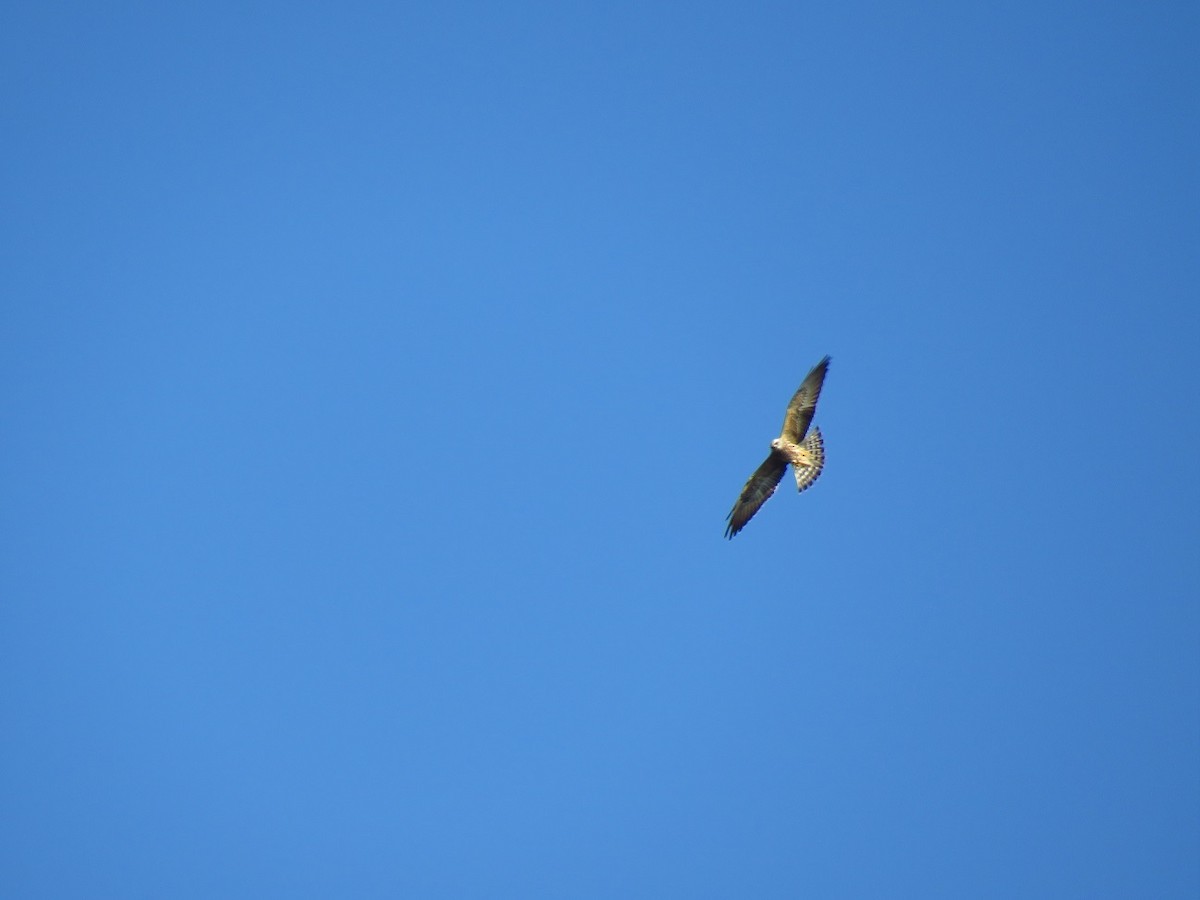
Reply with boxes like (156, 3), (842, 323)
(770, 438), (784, 452)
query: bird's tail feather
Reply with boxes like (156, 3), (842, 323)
(793, 427), (824, 492)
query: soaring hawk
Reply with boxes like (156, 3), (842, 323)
(725, 356), (830, 538)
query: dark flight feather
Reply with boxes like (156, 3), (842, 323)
(725, 451), (789, 539)
(780, 355), (830, 443)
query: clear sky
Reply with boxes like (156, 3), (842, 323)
(3, 2), (1197, 897)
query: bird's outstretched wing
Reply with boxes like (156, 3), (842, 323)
(780, 356), (830, 443)
(725, 452), (788, 539)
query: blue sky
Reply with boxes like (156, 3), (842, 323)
(2, 2), (1197, 896)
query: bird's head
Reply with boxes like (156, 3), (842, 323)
(770, 438), (784, 452)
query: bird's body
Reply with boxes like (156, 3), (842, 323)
(725, 356), (830, 538)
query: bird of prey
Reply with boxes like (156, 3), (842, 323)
(725, 356), (830, 538)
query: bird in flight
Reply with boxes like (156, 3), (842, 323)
(725, 356), (830, 538)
